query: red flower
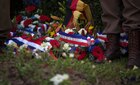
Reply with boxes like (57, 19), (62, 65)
(23, 19), (33, 27)
(50, 40), (60, 48)
(16, 15), (22, 24)
(39, 15), (51, 22)
(91, 46), (105, 61)
(77, 51), (87, 60)
(25, 5), (36, 13)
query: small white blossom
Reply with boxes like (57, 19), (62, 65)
(32, 49), (42, 59)
(32, 21), (39, 24)
(133, 65), (138, 70)
(69, 53), (74, 58)
(34, 14), (40, 19)
(63, 43), (70, 51)
(92, 65), (96, 69)
(41, 42), (52, 52)
(50, 74), (69, 85)
(62, 52), (67, 57)
(33, 52), (42, 59)
(19, 44), (28, 50)
(81, 61), (85, 64)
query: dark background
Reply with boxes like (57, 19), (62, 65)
(10, 0), (103, 31)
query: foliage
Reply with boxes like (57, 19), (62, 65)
(7, 1), (140, 85)
(0, 48), (140, 85)
(40, 0), (66, 17)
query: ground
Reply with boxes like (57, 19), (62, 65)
(0, 48), (140, 85)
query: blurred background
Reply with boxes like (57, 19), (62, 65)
(10, 0), (103, 31)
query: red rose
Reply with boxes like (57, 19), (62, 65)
(77, 51), (87, 60)
(16, 15), (23, 24)
(50, 40), (60, 48)
(91, 46), (105, 61)
(25, 5), (36, 13)
(39, 15), (51, 22)
(23, 19), (33, 27)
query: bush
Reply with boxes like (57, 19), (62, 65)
(41, 0), (66, 17)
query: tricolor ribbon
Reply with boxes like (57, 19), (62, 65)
(6, 35), (51, 52)
(58, 31), (90, 47)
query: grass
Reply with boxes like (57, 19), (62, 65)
(0, 47), (140, 85)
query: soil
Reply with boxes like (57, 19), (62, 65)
(0, 61), (139, 85)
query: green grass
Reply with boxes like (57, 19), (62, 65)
(0, 47), (140, 85)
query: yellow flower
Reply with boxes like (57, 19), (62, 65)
(50, 31), (55, 37)
(88, 25), (94, 32)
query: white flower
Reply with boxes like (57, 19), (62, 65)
(62, 52), (67, 57)
(92, 65), (96, 69)
(50, 74), (69, 85)
(33, 52), (42, 59)
(19, 44), (28, 50)
(32, 21), (39, 24)
(69, 53), (74, 58)
(63, 43), (70, 51)
(81, 61), (85, 64)
(133, 65), (138, 70)
(34, 14), (40, 19)
(32, 49), (42, 59)
(41, 42), (52, 52)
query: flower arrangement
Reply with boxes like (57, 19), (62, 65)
(6, 4), (128, 63)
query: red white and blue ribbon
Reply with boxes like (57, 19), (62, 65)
(97, 33), (107, 42)
(6, 35), (52, 52)
(58, 31), (91, 47)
